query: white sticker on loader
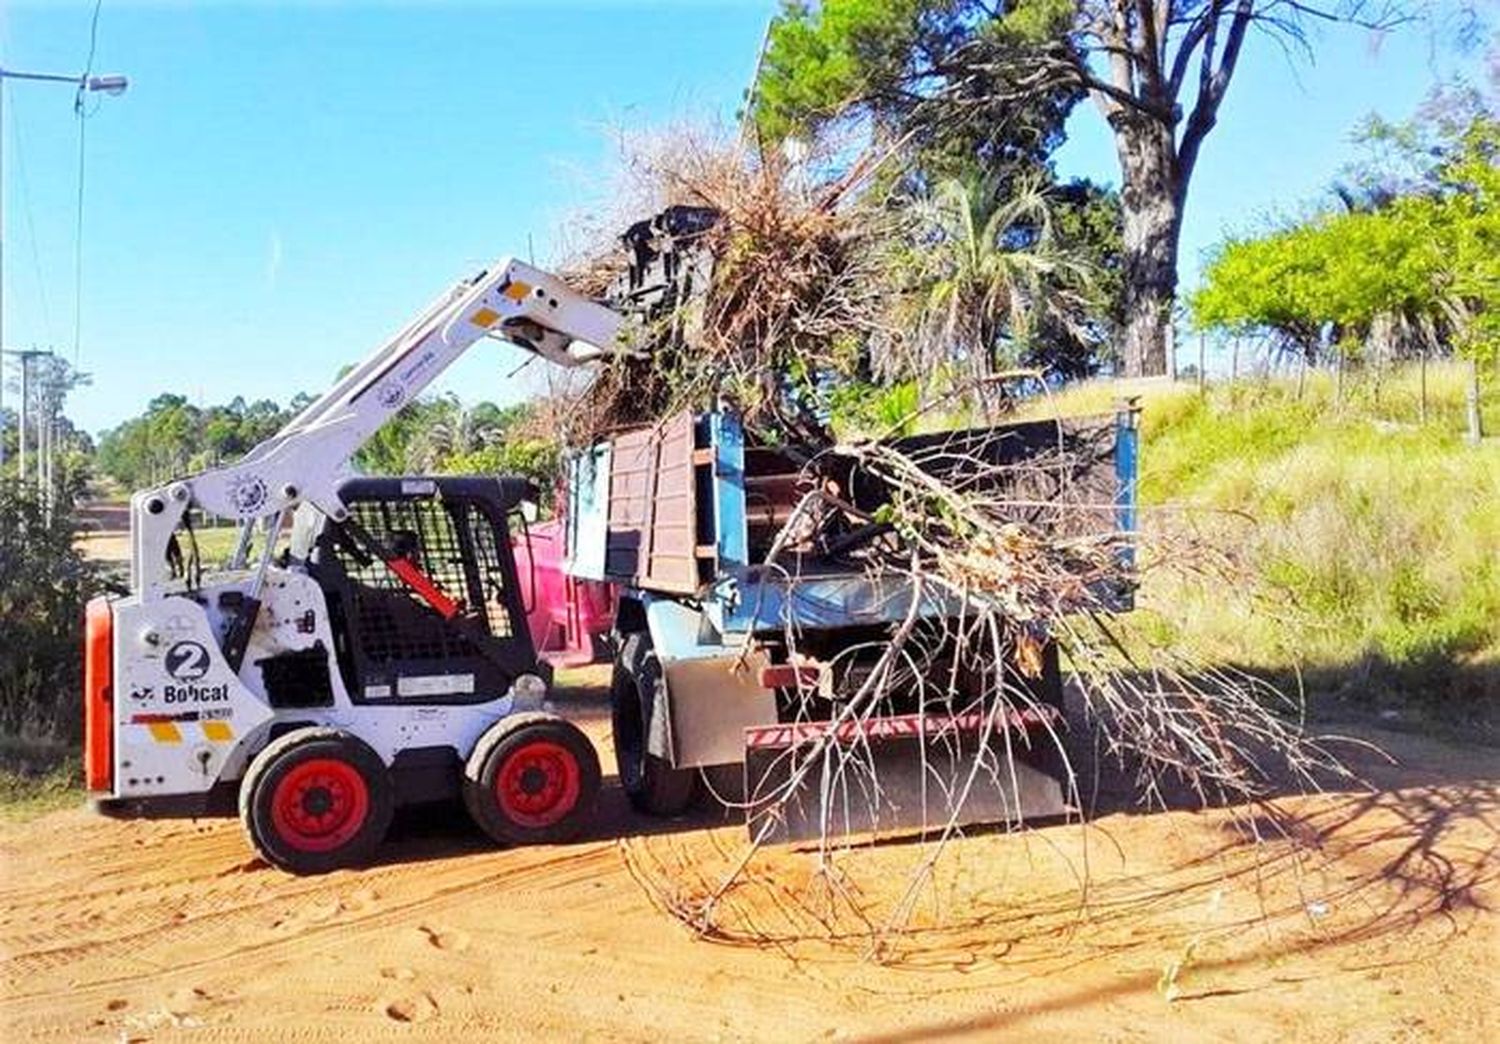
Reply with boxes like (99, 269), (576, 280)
(396, 674), (475, 697)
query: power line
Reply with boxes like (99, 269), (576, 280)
(0, 0), (128, 478)
(4, 81), (56, 345)
(71, 0), (108, 366)
(81, 0), (105, 84)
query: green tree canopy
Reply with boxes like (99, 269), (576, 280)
(1192, 108), (1499, 364)
(98, 387), (563, 492)
(756, 0), (1415, 378)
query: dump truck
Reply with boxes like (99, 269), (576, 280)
(564, 404), (1138, 843)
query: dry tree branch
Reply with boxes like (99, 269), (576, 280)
(556, 123), (1371, 958)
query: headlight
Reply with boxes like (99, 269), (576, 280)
(513, 673), (548, 703)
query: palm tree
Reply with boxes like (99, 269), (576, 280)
(407, 396), (504, 472)
(905, 173), (1092, 384)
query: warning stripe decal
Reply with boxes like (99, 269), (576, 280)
(744, 706), (1061, 750)
(147, 721), (183, 744)
(130, 712), (235, 743)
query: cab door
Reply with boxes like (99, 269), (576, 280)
(312, 478), (538, 704)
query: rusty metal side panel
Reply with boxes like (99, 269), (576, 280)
(604, 428), (653, 581)
(604, 411), (698, 594)
(645, 412), (697, 592)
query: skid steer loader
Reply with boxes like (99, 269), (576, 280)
(85, 257), (629, 873)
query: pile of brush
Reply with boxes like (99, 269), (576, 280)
(555, 126), (1359, 952)
(558, 128), (891, 439)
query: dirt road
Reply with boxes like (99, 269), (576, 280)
(1, 676), (1495, 1042)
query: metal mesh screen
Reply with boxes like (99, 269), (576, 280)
(334, 499), (481, 664)
(464, 502), (514, 638)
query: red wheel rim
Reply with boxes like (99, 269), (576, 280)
(270, 758), (370, 853)
(495, 740), (581, 829)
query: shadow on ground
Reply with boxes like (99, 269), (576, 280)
(368, 774), (737, 872)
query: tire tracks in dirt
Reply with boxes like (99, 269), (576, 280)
(3, 716), (1496, 1043)
(2, 839), (617, 1002)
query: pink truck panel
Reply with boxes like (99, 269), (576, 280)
(512, 519), (615, 667)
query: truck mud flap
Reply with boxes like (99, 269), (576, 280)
(743, 708), (1069, 846)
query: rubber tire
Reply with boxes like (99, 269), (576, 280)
(612, 633), (698, 817)
(463, 712), (601, 846)
(239, 727), (394, 875)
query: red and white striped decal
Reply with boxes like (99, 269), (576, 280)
(744, 705), (1061, 750)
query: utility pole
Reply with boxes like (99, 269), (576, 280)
(0, 65), (128, 482)
(18, 350), (29, 485)
(3, 346), (53, 490)
(40, 357), (51, 500)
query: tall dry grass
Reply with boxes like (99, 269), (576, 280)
(1039, 362), (1500, 727)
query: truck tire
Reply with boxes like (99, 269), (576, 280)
(463, 712), (600, 846)
(612, 632), (698, 817)
(240, 727), (394, 874)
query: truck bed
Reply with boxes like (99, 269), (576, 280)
(564, 407), (1138, 633)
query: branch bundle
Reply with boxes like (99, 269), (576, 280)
(561, 127), (892, 436)
(558, 126), (1362, 957)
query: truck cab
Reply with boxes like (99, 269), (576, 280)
(294, 475), (544, 705)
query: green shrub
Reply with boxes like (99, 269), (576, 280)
(0, 482), (102, 741)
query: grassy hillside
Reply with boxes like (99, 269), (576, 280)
(1046, 363), (1499, 735)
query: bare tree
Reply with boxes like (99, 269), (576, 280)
(1052, 2), (1412, 376)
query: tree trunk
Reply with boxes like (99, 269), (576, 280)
(1113, 113), (1182, 378)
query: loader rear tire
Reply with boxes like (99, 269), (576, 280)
(240, 728), (394, 875)
(612, 633), (698, 817)
(463, 712), (600, 846)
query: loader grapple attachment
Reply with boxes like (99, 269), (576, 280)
(743, 708), (1069, 846)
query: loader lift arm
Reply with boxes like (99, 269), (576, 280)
(129, 258), (627, 601)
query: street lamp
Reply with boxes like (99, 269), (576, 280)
(0, 68), (129, 90)
(86, 75), (129, 96)
(0, 65), (128, 470)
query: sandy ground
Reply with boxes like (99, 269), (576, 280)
(0, 671), (1495, 1043)
(75, 530), (132, 565)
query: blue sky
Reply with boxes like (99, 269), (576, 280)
(0, 1), (1485, 434)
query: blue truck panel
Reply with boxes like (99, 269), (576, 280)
(563, 443), (611, 582)
(567, 405), (1141, 638)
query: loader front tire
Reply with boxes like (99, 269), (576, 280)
(240, 728), (394, 875)
(464, 712), (600, 846)
(612, 633), (698, 817)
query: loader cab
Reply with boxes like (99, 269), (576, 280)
(291, 476), (546, 705)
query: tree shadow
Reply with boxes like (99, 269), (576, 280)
(572, 674), (1498, 983)
(850, 777), (1499, 1039)
(236, 652), (1499, 1001)
(365, 665), (1497, 867)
